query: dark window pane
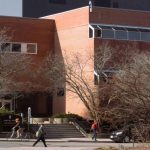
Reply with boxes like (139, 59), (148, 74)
(115, 30), (127, 40)
(27, 44), (36, 53)
(128, 31), (140, 41)
(57, 88), (65, 96)
(95, 29), (101, 37)
(95, 0), (111, 7)
(102, 29), (114, 39)
(89, 28), (93, 38)
(113, 1), (119, 8)
(12, 43), (21, 52)
(49, 0), (66, 4)
(1, 43), (11, 52)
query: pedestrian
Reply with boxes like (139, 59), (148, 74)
(10, 117), (25, 138)
(91, 120), (98, 141)
(33, 124), (47, 147)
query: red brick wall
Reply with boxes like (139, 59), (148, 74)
(90, 7), (150, 27)
(0, 16), (54, 61)
(44, 7), (95, 117)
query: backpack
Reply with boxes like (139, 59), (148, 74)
(36, 125), (45, 137)
(36, 131), (40, 138)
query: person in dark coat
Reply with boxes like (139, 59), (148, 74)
(33, 124), (47, 147)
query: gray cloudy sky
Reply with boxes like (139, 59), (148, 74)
(0, 0), (22, 17)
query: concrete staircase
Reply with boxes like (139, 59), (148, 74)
(32, 124), (85, 139)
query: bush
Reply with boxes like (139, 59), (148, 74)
(52, 113), (84, 121)
(0, 108), (14, 116)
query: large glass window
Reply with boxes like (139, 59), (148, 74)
(113, 27), (127, 40)
(98, 26), (114, 39)
(101, 29), (114, 39)
(141, 32), (150, 41)
(139, 29), (150, 41)
(89, 24), (150, 42)
(127, 28), (140, 41)
(115, 30), (127, 40)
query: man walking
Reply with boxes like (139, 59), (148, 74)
(91, 120), (98, 141)
(33, 124), (47, 147)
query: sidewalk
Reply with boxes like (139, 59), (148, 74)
(0, 137), (112, 142)
(0, 148), (97, 150)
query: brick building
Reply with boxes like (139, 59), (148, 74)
(0, 6), (150, 118)
(0, 0), (150, 18)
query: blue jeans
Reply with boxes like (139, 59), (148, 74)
(91, 129), (97, 141)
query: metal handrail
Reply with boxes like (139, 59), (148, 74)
(69, 118), (89, 137)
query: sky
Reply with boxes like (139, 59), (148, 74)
(0, 0), (22, 17)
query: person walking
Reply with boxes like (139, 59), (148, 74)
(91, 120), (98, 141)
(33, 124), (47, 147)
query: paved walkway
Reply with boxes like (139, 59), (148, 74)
(0, 137), (112, 142)
(0, 138), (112, 150)
(0, 148), (96, 150)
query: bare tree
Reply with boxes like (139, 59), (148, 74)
(114, 52), (150, 124)
(42, 43), (115, 126)
(0, 28), (33, 110)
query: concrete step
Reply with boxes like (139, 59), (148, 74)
(31, 124), (85, 138)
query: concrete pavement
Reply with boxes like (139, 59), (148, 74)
(0, 148), (96, 150)
(0, 138), (112, 150)
(0, 137), (112, 142)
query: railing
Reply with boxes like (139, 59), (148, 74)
(69, 118), (90, 137)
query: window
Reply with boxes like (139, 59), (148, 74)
(1, 43), (11, 52)
(115, 30), (127, 40)
(12, 43), (21, 52)
(113, 27), (127, 40)
(57, 88), (65, 96)
(126, 28), (140, 41)
(0, 42), (37, 54)
(112, 0), (119, 8)
(98, 26), (114, 39)
(89, 28), (93, 38)
(89, 24), (150, 42)
(94, 69), (118, 84)
(95, 0), (111, 7)
(27, 44), (37, 54)
(91, 25), (102, 38)
(102, 29), (114, 39)
(49, 0), (66, 4)
(128, 31), (140, 41)
(141, 32), (150, 41)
